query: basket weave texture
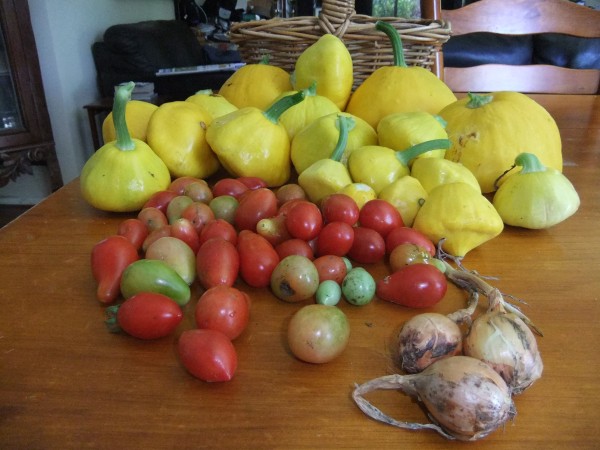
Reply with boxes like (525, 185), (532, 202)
(229, 0), (451, 88)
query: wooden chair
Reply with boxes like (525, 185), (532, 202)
(428, 0), (600, 94)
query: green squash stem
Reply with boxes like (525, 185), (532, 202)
(113, 82), (136, 151)
(466, 92), (494, 109)
(515, 152), (546, 174)
(375, 21), (407, 68)
(263, 90), (306, 124)
(395, 139), (452, 166)
(330, 115), (356, 162)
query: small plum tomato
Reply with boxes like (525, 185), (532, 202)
(320, 193), (359, 226)
(183, 180), (213, 204)
(285, 200), (323, 241)
(196, 237), (239, 289)
(358, 199), (404, 238)
(270, 255), (319, 303)
(237, 230), (280, 288)
(347, 227), (386, 264)
(138, 206), (168, 232)
(199, 218), (238, 246)
(376, 263), (447, 308)
(389, 243), (431, 272)
(234, 188), (278, 232)
(212, 178), (248, 199)
(287, 304), (350, 364)
(236, 176), (267, 190)
(117, 218), (148, 250)
(177, 329), (238, 382)
(142, 190), (179, 213)
(315, 221), (354, 257)
(168, 176), (204, 195)
(385, 226), (436, 256)
(106, 292), (183, 340)
(209, 195), (239, 224)
(195, 285), (250, 340)
(312, 255), (347, 285)
(275, 238), (314, 261)
(276, 183), (307, 206)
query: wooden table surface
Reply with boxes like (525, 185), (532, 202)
(1, 94), (599, 449)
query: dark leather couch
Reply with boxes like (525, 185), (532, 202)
(92, 20), (241, 99)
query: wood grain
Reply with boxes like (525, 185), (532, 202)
(0, 95), (599, 449)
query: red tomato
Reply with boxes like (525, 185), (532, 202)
(312, 255), (347, 284)
(196, 238), (240, 289)
(117, 218), (148, 250)
(109, 292), (183, 339)
(195, 285), (250, 340)
(168, 176), (205, 195)
(177, 329), (237, 382)
(358, 199), (404, 237)
(170, 218), (200, 253)
(256, 214), (291, 247)
(237, 230), (280, 288)
(183, 180), (213, 204)
(212, 178), (249, 199)
(138, 206), (168, 232)
(315, 221), (355, 257)
(276, 183), (306, 206)
(385, 226), (436, 256)
(199, 218), (238, 246)
(376, 263), (447, 308)
(142, 190), (179, 213)
(274, 238), (314, 260)
(141, 225), (172, 253)
(320, 193), (360, 226)
(236, 176), (267, 190)
(347, 227), (386, 264)
(285, 200), (323, 241)
(234, 188), (278, 232)
(181, 201), (215, 234)
(91, 235), (140, 303)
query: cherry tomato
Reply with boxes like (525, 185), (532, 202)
(142, 190), (179, 213)
(347, 227), (386, 264)
(166, 195), (194, 224)
(270, 255), (319, 303)
(320, 193), (359, 226)
(142, 225), (172, 253)
(199, 218), (238, 246)
(178, 329), (237, 382)
(195, 285), (250, 340)
(274, 238), (314, 260)
(212, 178), (249, 199)
(341, 267), (376, 306)
(196, 237), (239, 289)
(256, 214), (291, 247)
(236, 176), (267, 190)
(385, 226), (436, 256)
(106, 292), (183, 339)
(276, 183), (306, 205)
(313, 255), (347, 284)
(138, 206), (168, 232)
(183, 180), (213, 204)
(389, 243), (431, 272)
(376, 263), (447, 308)
(285, 200), (323, 241)
(358, 199), (404, 238)
(237, 230), (280, 288)
(168, 176), (205, 195)
(209, 195), (238, 224)
(181, 201), (215, 234)
(117, 218), (148, 250)
(287, 304), (350, 364)
(234, 188), (278, 232)
(170, 218), (201, 253)
(315, 221), (354, 257)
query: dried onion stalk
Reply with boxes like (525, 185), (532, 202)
(353, 355), (516, 441)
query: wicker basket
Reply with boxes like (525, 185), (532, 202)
(229, 0), (451, 88)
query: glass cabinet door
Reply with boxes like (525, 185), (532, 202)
(0, 23), (23, 132)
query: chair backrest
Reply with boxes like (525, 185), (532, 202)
(434, 0), (600, 94)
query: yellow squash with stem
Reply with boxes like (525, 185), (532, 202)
(101, 99), (157, 144)
(80, 82), (171, 212)
(185, 89), (238, 119)
(345, 21), (456, 129)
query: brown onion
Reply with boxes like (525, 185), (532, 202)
(353, 355), (516, 441)
(463, 292), (543, 395)
(396, 312), (463, 373)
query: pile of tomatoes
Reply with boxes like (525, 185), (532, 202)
(92, 175), (448, 382)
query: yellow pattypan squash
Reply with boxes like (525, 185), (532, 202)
(81, 82), (171, 212)
(378, 175), (428, 227)
(439, 92), (563, 194)
(101, 99), (157, 144)
(411, 158), (481, 194)
(292, 34), (354, 110)
(218, 58), (292, 110)
(413, 181), (504, 257)
(146, 100), (219, 179)
(345, 21), (456, 129)
(185, 89), (238, 119)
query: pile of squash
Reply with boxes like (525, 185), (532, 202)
(80, 21), (578, 259)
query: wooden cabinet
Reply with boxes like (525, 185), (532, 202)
(0, 0), (62, 191)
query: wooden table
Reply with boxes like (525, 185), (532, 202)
(2, 95), (599, 449)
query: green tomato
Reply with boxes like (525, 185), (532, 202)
(270, 255), (319, 303)
(316, 280), (342, 306)
(342, 267), (375, 306)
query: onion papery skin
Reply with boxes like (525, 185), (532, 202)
(396, 313), (463, 373)
(463, 309), (543, 395)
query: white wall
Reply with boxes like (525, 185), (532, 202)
(0, 0), (175, 204)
